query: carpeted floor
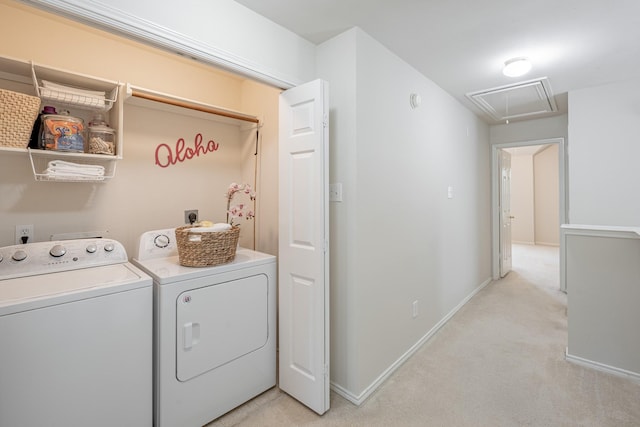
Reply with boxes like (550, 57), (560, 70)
(207, 244), (640, 426)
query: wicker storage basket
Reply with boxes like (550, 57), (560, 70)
(175, 225), (240, 267)
(0, 88), (41, 148)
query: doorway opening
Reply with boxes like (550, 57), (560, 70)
(491, 138), (567, 292)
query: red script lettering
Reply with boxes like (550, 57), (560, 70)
(155, 133), (220, 168)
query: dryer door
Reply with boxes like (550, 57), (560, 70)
(176, 273), (269, 382)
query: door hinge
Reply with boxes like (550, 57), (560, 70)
(323, 114), (328, 128)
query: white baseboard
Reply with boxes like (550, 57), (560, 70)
(534, 241), (560, 247)
(565, 349), (640, 382)
(331, 277), (493, 405)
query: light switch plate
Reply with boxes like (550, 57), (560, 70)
(329, 183), (343, 202)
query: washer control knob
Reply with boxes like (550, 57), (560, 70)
(50, 245), (66, 258)
(12, 249), (28, 262)
(86, 244), (97, 254)
(104, 243), (115, 252)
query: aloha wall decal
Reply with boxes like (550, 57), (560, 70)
(155, 133), (220, 168)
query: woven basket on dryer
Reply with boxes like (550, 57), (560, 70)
(175, 225), (240, 267)
(0, 88), (41, 148)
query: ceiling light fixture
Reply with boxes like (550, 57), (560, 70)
(502, 57), (532, 77)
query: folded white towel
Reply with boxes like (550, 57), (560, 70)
(47, 167), (104, 173)
(187, 223), (232, 233)
(186, 223), (233, 242)
(40, 88), (106, 108)
(42, 80), (106, 98)
(47, 160), (104, 171)
(45, 168), (104, 177)
(45, 160), (105, 177)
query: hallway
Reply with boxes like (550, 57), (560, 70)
(208, 244), (640, 426)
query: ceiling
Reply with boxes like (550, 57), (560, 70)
(234, 0), (640, 124)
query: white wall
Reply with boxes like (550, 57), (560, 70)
(490, 115), (568, 146)
(568, 78), (640, 226)
(318, 27), (492, 401)
(510, 154), (535, 244)
(316, 29), (358, 390)
(534, 144), (559, 245)
(562, 78), (640, 378)
(239, 79), (281, 256)
(565, 228), (640, 377)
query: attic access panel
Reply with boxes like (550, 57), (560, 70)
(466, 77), (557, 122)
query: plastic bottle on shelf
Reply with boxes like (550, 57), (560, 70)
(28, 105), (56, 149)
(87, 112), (116, 155)
(39, 110), (86, 152)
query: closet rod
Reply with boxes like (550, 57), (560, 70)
(130, 89), (259, 124)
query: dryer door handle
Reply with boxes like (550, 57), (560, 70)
(183, 322), (200, 350)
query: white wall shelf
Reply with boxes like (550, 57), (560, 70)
(28, 149), (116, 182)
(0, 55), (124, 182)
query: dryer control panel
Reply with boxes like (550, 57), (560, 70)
(134, 228), (178, 260)
(0, 238), (127, 280)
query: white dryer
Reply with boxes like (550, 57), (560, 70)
(132, 229), (276, 427)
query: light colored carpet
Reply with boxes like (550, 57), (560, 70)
(207, 244), (640, 426)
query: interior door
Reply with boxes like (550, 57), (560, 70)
(278, 79), (330, 415)
(499, 149), (513, 277)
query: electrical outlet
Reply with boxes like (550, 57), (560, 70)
(184, 209), (199, 224)
(15, 224), (34, 245)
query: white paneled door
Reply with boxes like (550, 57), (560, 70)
(499, 149), (512, 277)
(278, 79), (330, 415)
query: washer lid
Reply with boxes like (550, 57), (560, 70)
(0, 263), (151, 316)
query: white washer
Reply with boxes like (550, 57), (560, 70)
(132, 228), (276, 427)
(0, 238), (152, 427)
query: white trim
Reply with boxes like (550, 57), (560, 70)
(512, 240), (536, 245)
(330, 277), (493, 405)
(561, 224), (640, 239)
(466, 77), (557, 122)
(491, 138), (567, 290)
(534, 241), (560, 247)
(18, 0), (300, 89)
(565, 349), (640, 382)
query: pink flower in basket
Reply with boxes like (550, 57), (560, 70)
(226, 183), (256, 225)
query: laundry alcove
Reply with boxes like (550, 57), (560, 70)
(116, 85), (263, 250)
